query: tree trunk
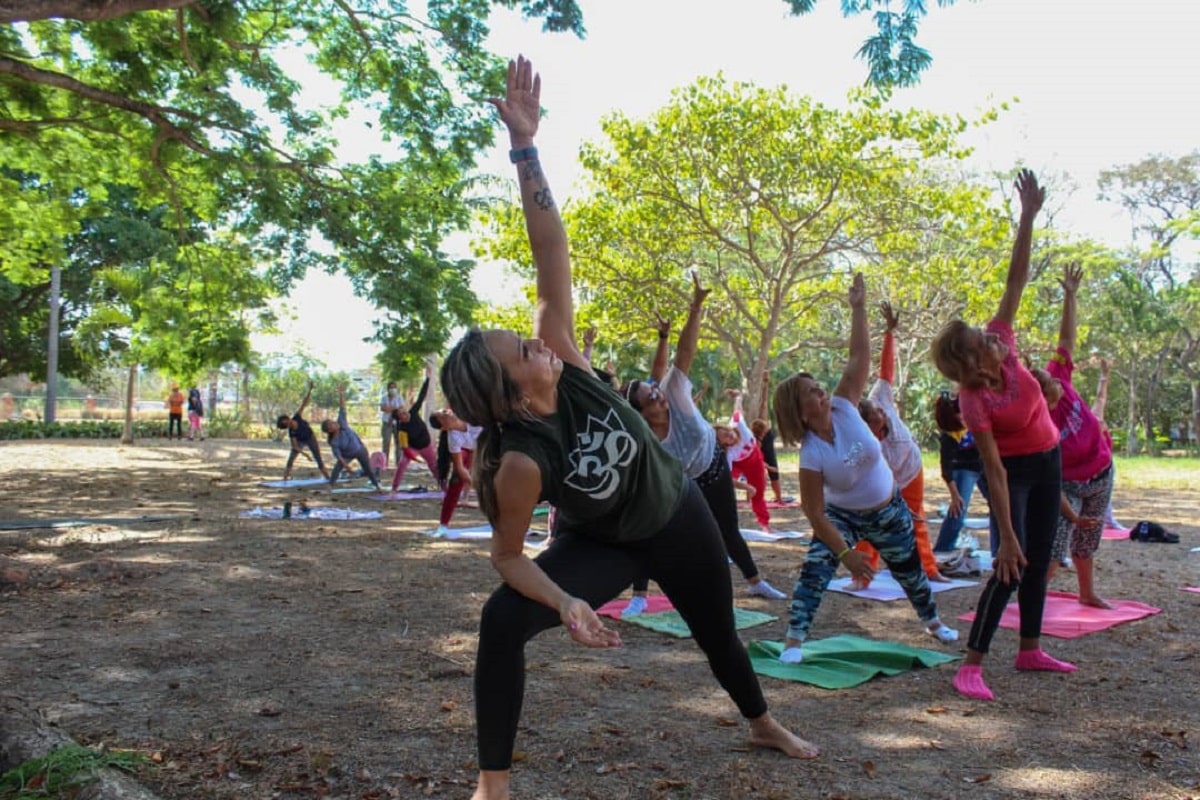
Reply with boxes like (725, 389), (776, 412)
(207, 374), (218, 417)
(240, 368), (250, 417)
(43, 263), (61, 423)
(121, 363), (136, 444)
(1125, 357), (1138, 456)
(1192, 381), (1200, 449)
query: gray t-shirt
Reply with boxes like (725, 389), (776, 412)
(329, 407), (366, 460)
(658, 367), (717, 480)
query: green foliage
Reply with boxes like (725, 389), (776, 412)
(782, 0), (961, 87)
(248, 367), (354, 430)
(1, 0), (589, 376)
(480, 75), (1009, 414)
(0, 420), (163, 439)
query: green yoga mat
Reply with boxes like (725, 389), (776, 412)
(749, 635), (960, 690)
(622, 607), (777, 638)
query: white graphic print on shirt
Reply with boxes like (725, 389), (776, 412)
(565, 408), (638, 500)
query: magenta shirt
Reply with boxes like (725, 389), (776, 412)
(958, 319), (1059, 458)
(1046, 347), (1112, 481)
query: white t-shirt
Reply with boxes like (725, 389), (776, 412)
(380, 391), (404, 422)
(448, 425), (482, 454)
(658, 367), (717, 479)
(868, 379), (923, 488)
(725, 412), (757, 465)
(800, 395), (894, 510)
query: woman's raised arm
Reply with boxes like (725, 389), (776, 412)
(487, 56), (587, 371)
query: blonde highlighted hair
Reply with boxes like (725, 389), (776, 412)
(440, 329), (533, 524)
(931, 319), (981, 388)
(772, 372), (815, 446)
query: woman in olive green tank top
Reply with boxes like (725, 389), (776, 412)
(439, 57), (818, 800)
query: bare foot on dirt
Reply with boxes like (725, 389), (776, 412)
(748, 713), (820, 759)
(1079, 594), (1113, 609)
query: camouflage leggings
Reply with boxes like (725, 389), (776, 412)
(786, 491), (938, 642)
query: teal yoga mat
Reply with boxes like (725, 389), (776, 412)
(622, 607), (777, 638)
(749, 635), (960, 690)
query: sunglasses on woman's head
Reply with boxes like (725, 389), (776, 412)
(625, 380), (660, 412)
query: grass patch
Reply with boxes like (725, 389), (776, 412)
(0, 744), (146, 799)
(777, 451), (1200, 493)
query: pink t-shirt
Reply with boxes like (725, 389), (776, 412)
(958, 319), (1059, 457)
(1046, 347), (1112, 481)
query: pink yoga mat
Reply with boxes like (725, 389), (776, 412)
(1182, 587), (1200, 594)
(1102, 527), (1130, 541)
(739, 500), (802, 509)
(596, 594), (675, 619)
(958, 590), (1161, 639)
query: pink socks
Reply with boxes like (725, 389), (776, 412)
(952, 664), (994, 701)
(955, 651), (1077, 701)
(1014, 648), (1077, 672)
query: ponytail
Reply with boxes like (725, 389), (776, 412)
(441, 329), (530, 525)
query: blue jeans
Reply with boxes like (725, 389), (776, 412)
(932, 468), (982, 552)
(786, 491), (939, 642)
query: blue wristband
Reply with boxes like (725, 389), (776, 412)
(509, 146), (539, 163)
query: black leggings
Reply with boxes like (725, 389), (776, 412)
(633, 450), (759, 591)
(285, 438), (326, 472)
(474, 481), (768, 771)
(168, 413), (183, 438)
(968, 446), (1061, 654)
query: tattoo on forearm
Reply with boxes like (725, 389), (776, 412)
(534, 187), (555, 211)
(520, 160), (543, 182)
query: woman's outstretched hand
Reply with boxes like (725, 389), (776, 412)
(690, 270), (711, 307)
(847, 271), (866, 309)
(560, 596), (622, 648)
(487, 55), (541, 144)
(1059, 263), (1083, 295)
(879, 300), (899, 332)
(1015, 168), (1044, 216)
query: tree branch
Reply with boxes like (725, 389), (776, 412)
(0, 0), (193, 24)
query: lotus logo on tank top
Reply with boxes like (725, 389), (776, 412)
(565, 409), (638, 500)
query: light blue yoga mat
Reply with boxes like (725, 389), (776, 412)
(749, 635), (960, 689)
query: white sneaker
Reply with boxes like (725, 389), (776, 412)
(747, 579), (787, 600)
(779, 646), (804, 664)
(621, 595), (648, 617)
(430, 524), (452, 538)
(927, 621), (959, 643)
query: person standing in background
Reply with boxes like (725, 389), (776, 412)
(379, 380), (404, 468)
(166, 385), (185, 440)
(931, 391), (985, 554)
(187, 386), (205, 441)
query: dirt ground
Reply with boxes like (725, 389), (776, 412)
(0, 439), (1197, 800)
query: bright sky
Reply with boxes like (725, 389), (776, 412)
(254, 0), (1200, 371)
